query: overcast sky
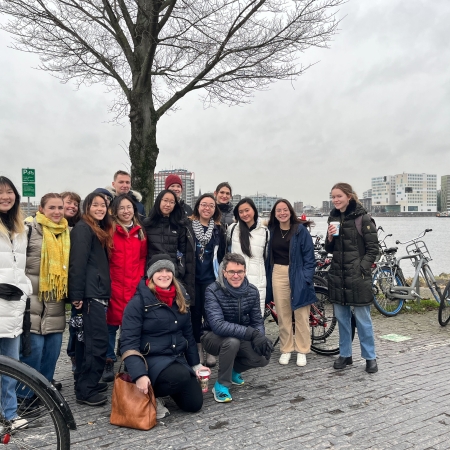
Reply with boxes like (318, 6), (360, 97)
(1, 0), (449, 207)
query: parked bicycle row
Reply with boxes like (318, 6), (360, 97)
(1, 176), (381, 447)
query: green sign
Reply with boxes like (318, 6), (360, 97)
(23, 183), (36, 197)
(22, 168), (35, 183)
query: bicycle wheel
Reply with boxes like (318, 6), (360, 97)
(372, 266), (404, 316)
(438, 280), (450, 326)
(313, 274), (328, 288)
(422, 265), (442, 304)
(310, 286), (342, 356)
(0, 356), (72, 449)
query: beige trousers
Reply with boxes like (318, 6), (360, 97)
(272, 264), (311, 354)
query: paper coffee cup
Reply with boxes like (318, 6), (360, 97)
(197, 369), (211, 393)
(330, 222), (340, 236)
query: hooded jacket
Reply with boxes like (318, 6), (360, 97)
(0, 229), (32, 338)
(120, 279), (199, 383)
(324, 200), (379, 306)
(265, 223), (317, 310)
(203, 266), (265, 339)
(105, 185), (146, 219)
(107, 223), (147, 326)
(228, 219), (269, 311)
(25, 220), (66, 335)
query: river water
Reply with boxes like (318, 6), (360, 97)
(310, 216), (449, 278)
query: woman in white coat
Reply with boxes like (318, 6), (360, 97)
(0, 176), (32, 429)
(227, 198), (269, 314)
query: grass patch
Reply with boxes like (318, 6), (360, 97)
(371, 298), (439, 316)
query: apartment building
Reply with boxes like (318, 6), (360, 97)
(154, 169), (195, 207)
(441, 175), (450, 212)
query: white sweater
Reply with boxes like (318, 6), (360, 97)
(228, 219), (269, 313)
(0, 230), (32, 338)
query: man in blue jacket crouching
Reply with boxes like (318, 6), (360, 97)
(202, 253), (274, 403)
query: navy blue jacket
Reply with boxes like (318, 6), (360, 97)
(203, 271), (265, 340)
(120, 279), (199, 383)
(265, 223), (316, 309)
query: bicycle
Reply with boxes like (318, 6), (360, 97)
(264, 285), (355, 356)
(438, 279), (450, 326)
(0, 355), (76, 448)
(371, 229), (442, 317)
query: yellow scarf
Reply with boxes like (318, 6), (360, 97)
(35, 212), (70, 301)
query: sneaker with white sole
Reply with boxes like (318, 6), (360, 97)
(279, 353), (291, 365)
(10, 416), (28, 430)
(296, 353), (307, 367)
(212, 381), (232, 403)
(156, 398), (170, 419)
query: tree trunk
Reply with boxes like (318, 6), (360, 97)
(128, 89), (159, 213)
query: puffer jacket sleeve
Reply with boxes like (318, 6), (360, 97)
(299, 226), (316, 284)
(182, 310), (200, 366)
(249, 288), (265, 335)
(360, 215), (379, 273)
(68, 222), (92, 301)
(204, 284), (252, 340)
(324, 218), (336, 254)
(120, 293), (148, 382)
(139, 237), (147, 278)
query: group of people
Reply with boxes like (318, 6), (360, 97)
(0, 170), (379, 427)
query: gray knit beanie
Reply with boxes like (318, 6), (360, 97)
(147, 254), (175, 280)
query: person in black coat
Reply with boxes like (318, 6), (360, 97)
(202, 253), (273, 403)
(120, 254), (207, 415)
(69, 192), (113, 406)
(214, 182), (234, 228)
(143, 190), (186, 278)
(187, 193), (226, 367)
(325, 183), (379, 374)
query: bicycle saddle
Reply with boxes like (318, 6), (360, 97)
(384, 247), (398, 254)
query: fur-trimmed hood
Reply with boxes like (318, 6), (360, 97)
(105, 185), (143, 202)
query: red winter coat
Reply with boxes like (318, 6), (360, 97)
(107, 224), (147, 326)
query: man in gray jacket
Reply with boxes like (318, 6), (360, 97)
(202, 253), (273, 403)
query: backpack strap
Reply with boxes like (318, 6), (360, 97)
(264, 228), (269, 260)
(355, 215), (366, 257)
(227, 223), (237, 253)
(355, 215), (363, 237)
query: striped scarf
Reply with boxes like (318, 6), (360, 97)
(35, 212), (70, 301)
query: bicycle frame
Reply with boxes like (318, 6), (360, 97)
(387, 254), (425, 300)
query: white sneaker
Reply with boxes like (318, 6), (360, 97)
(296, 353), (307, 367)
(11, 416), (28, 430)
(279, 353), (291, 365)
(156, 398), (170, 420)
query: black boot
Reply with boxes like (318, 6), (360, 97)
(365, 359), (378, 373)
(333, 356), (353, 369)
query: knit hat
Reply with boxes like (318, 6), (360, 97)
(93, 188), (114, 203)
(147, 254), (175, 280)
(165, 174), (183, 190)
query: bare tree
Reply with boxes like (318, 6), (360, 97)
(0, 0), (343, 209)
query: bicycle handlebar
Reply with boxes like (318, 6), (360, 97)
(395, 229), (431, 245)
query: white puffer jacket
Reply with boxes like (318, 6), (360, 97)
(228, 219), (269, 313)
(0, 230), (32, 338)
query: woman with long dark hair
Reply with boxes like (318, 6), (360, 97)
(21, 193), (70, 399)
(186, 193), (226, 366)
(325, 183), (379, 373)
(0, 176), (31, 429)
(214, 182), (234, 228)
(228, 198), (269, 313)
(143, 189), (186, 278)
(69, 191), (113, 406)
(103, 194), (147, 382)
(265, 199), (316, 368)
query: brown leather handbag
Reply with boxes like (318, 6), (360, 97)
(110, 350), (157, 430)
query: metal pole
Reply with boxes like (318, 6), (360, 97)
(27, 197), (30, 217)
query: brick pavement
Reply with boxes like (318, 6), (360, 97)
(54, 310), (450, 450)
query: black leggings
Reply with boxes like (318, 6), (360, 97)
(191, 283), (209, 343)
(153, 362), (203, 413)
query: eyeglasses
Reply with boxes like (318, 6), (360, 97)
(199, 203), (215, 209)
(224, 270), (245, 277)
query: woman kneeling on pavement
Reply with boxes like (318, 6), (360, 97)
(120, 254), (207, 418)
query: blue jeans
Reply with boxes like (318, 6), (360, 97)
(19, 332), (63, 398)
(106, 325), (119, 361)
(0, 336), (20, 420)
(334, 304), (376, 360)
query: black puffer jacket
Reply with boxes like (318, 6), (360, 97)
(218, 203), (234, 228)
(324, 200), (378, 306)
(69, 220), (111, 301)
(143, 217), (186, 279)
(180, 199), (193, 218)
(203, 268), (265, 339)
